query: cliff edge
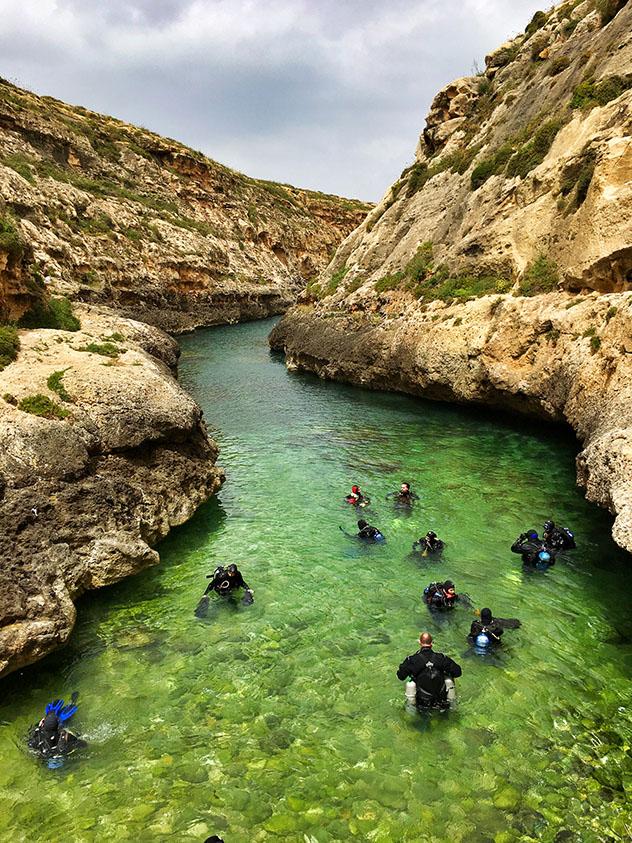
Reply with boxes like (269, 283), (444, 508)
(0, 306), (224, 676)
(0, 80), (371, 332)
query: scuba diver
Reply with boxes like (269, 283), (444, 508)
(511, 530), (556, 568)
(413, 530), (444, 556)
(345, 485), (371, 507)
(339, 520), (385, 542)
(28, 693), (86, 764)
(356, 519), (385, 542)
(468, 608), (522, 650)
(543, 520), (576, 551)
(386, 482), (419, 507)
(195, 564), (254, 617)
(204, 563), (253, 599)
(468, 608), (503, 648)
(423, 580), (458, 610)
(397, 632), (462, 711)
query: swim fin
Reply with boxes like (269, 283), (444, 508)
(59, 705), (78, 723)
(496, 617), (522, 629)
(194, 595), (210, 618)
(59, 693), (79, 723)
(45, 699), (63, 715)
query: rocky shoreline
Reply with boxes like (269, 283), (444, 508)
(0, 305), (224, 677)
(270, 290), (632, 555)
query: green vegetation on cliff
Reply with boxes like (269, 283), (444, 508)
(519, 255), (560, 296)
(0, 325), (19, 369)
(18, 393), (70, 419)
(47, 369), (73, 402)
(373, 243), (512, 302)
(0, 212), (25, 258)
(18, 297), (81, 331)
(471, 117), (564, 189)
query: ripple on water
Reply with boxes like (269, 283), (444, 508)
(0, 317), (630, 842)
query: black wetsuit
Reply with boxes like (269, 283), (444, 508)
(388, 490), (419, 506)
(358, 524), (383, 541)
(414, 536), (444, 554)
(511, 535), (556, 566)
(28, 724), (85, 758)
(469, 619), (503, 644)
(397, 648), (462, 707)
(204, 567), (250, 596)
(423, 582), (457, 609)
(544, 526), (576, 551)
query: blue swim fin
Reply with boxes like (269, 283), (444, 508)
(59, 691), (79, 722)
(59, 704), (77, 723)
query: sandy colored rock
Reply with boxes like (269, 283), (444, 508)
(271, 293), (632, 552)
(271, 1), (632, 554)
(0, 80), (371, 331)
(0, 305), (224, 676)
(320, 2), (631, 293)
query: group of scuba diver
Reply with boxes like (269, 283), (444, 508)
(344, 482), (577, 712)
(26, 478), (577, 764)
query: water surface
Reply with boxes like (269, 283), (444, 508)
(1, 317), (630, 842)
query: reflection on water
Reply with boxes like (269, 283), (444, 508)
(0, 317), (630, 842)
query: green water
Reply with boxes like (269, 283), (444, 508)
(1, 318), (631, 843)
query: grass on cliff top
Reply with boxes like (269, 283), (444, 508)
(18, 297), (81, 332)
(0, 325), (20, 370)
(18, 393), (70, 420)
(0, 78), (371, 241)
(77, 341), (124, 358)
(47, 369), (73, 402)
(374, 242), (512, 303)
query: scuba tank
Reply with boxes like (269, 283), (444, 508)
(444, 678), (456, 706)
(475, 632), (490, 648)
(405, 681), (417, 707)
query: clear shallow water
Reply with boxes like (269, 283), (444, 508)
(1, 317), (631, 843)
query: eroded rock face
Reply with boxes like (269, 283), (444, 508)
(0, 306), (224, 676)
(270, 293), (632, 553)
(0, 80), (371, 332)
(320, 1), (631, 294)
(271, 2), (632, 554)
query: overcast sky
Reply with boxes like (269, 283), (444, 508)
(0, 1), (544, 201)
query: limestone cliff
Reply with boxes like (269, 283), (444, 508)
(0, 306), (224, 676)
(0, 80), (370, 332)
(270, 0), (632, 553)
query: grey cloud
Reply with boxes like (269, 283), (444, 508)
(0, 1), (545, 200)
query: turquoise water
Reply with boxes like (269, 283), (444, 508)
(0, 317), (630, 842)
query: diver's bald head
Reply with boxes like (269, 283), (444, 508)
(419, 632), (433, 648)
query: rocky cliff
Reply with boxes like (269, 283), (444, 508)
(0, 80), (370, 332)
(270, 0), (632, 553)
(0, 306), (224, 677)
